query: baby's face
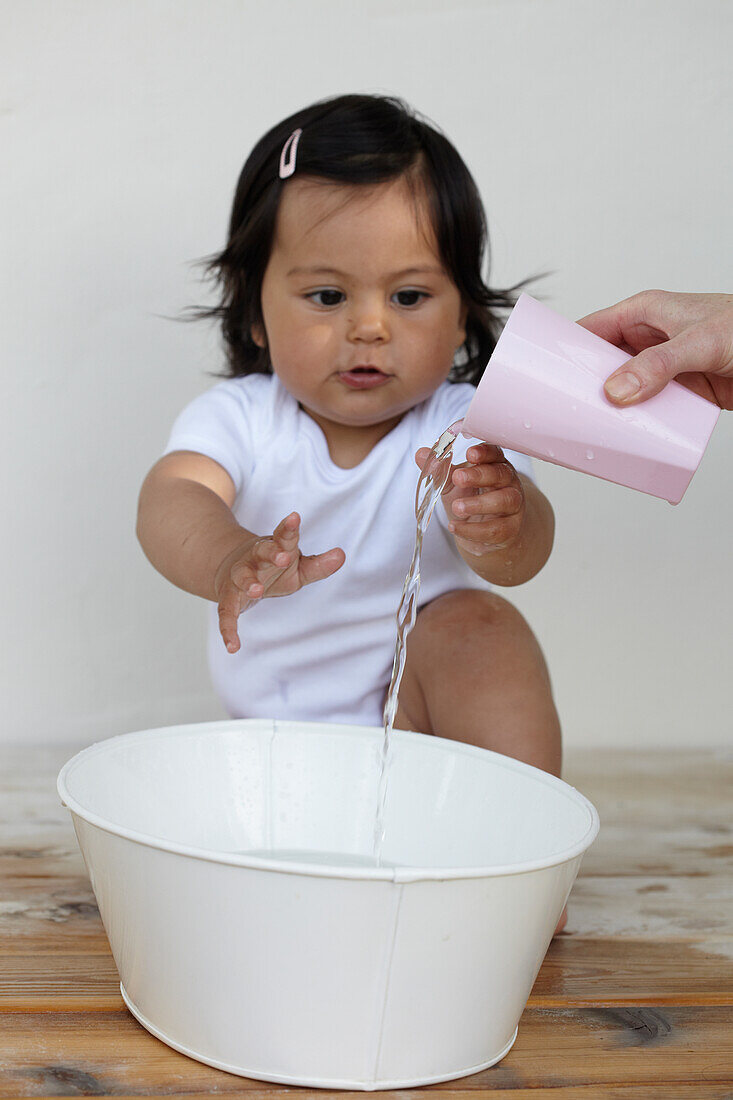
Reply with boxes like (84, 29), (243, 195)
(254, 176), (466, 436)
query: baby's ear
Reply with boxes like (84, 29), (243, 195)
(250, 322), (266, 348)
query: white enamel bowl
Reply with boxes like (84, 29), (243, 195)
(58, 719), (599, 1090)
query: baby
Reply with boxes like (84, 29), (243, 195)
(137, 93), (561, 780)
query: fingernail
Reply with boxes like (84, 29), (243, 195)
(453, 501), (466, 515)
(605, 372), (641, 401)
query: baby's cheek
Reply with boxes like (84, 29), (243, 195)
(308, 321), (340, 356)
(283, 323), (336, 366)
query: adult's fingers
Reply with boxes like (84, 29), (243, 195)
(576, 290), (685, 350)
(603, 326), (730, 405)
(578, 291), (733, 407)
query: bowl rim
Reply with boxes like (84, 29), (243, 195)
(57, 718), (600, 883)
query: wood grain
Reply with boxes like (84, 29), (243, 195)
(0, 745), (731, 1097)
(2, 938), (732, 1010)
(0, 1006), (730, 1096)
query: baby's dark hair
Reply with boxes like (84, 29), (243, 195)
(193, 93), (534, 385)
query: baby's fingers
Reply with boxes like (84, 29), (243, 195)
(272, 511), (301, 551)
(248, 512), (301, 575)
(219, 552), (277, 651)
(217, 580), (249, 654)
(452, 459), (514, 491)
(452, 485), (523, 519)
(465, 443), (504, 465)
(298, 547), (346, 587)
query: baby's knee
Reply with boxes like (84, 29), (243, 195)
(416, 588), (525, 638)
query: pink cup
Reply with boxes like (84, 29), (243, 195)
(459, 293), (720, 504)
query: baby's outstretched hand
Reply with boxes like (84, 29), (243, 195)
(213, 512), (345, 653)
(416, 443), (525, 557)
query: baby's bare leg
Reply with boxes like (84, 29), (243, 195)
(391, 589), (561, 777)
(391, 589), (566, 931)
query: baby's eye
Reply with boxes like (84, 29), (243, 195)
(307, 289), (345, 307)
(393, 289), (429, 307)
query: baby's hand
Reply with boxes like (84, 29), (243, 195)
(416, 443), (525, 557)
(213, 512), (345, 653)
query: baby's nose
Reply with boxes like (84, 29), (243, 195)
(347, 301), (389, 342)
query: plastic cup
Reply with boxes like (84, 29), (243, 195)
(459, 293), (720, 503)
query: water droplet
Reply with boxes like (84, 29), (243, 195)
(571, 404), (578, 412)
(586, 449), (594, 460)
(548, 449), (555, 458)
(523, 420), (532, 429)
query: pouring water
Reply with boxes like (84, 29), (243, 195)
(373, 422), (460, 863)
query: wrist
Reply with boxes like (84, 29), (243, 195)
(455, 527), (522, 578)
(211, 528), (259, 601)
(454, 496), (549, 586)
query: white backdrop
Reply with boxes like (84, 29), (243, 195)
(3, 0), (732, 748)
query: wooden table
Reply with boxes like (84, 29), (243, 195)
(1, 744), (731, 1098)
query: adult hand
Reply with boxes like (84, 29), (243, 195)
(577, 291), (733, 409)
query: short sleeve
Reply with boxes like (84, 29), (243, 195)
(162, 378), (264, 496)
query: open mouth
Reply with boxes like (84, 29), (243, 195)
(338, 367), (391, 390)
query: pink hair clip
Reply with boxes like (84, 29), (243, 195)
(279, 128), (302, 179)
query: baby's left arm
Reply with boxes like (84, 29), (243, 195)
(415, 443), (555, 586)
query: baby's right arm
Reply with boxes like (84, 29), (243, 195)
(136, 452), (345, 653)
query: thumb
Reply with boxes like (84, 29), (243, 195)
(604, 335), (695, 405)
(299, 547), (346, 586)
(415, 447), (431, 470)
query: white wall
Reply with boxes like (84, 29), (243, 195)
(2, 0), (732, 747)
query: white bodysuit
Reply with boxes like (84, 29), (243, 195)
(163, 374), (533, 726)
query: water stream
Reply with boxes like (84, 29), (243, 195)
(373, 424), (458, 864)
